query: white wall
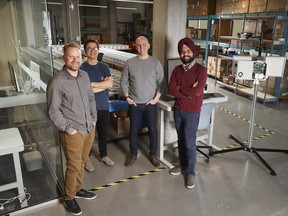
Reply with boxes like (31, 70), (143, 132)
(0, 1), (17, 87)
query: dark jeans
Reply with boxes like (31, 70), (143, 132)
(174, 109), (200, 176)
(129, 103), (157, 157)
(96, 110), (109, 158)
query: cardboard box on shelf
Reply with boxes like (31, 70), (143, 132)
(101, 34), (109, 44)
(244, 20), (268, 36)
(222, 76), (229, 84)
(266, 0), (288, 11)
(264, 19), (285, 39)
(197, 29), (207, 40)
(85, 34), (101, 43)
(242, 80), (254, 88)
(187, 0), (216, 16)
(208, 56), (233, 78)
(249, 0), (268, 13)
(228, 75), (235, 85)
(216, 0), (249, 14)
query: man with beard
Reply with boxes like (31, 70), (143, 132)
(168, 37), (207, 189)
(47, 42), (97, 215)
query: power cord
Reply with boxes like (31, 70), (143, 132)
(0, 188), (31, 211)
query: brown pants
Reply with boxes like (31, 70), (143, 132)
(60, 128), (95, 200)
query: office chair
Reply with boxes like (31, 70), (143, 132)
(163, 102), (216, 163)
(195, 102), (216, 162)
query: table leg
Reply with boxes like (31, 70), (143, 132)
(13, 152), (28, 207)
(158, 109), (174, 168)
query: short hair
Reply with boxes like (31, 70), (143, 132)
(135, 36), (149, 44)
(83, 39), (99, 51)
(63, 42), (81, 55)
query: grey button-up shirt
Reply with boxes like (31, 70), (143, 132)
(47, 67), (97, 136)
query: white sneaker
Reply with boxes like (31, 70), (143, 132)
(85, 157), (94, 172)
(102, 156), (114, 166)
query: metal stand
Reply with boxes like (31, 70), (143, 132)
(209, 79), (288, 175)
(197, 146), (212, 162)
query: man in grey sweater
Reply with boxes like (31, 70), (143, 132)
(47, 42), (97, 215)
(120, 36), (164, 167)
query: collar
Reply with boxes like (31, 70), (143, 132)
(62, 66), (83, 79)
(182, 60), (195, 71)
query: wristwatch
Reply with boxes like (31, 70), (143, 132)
(125, 96), (130, 100)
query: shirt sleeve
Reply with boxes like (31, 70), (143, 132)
(120, 62), (129, 96)
(155, 61), (165, 94)
(168, 66), (187, 98)
(88, 82), (97, 123)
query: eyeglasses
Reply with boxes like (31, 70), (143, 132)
(86, 47), (98, 52)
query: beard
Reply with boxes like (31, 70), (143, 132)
(180, 56), (194, 64)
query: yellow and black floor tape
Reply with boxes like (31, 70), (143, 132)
(216, 105), (275, 149)
(89, 166), (167, 191)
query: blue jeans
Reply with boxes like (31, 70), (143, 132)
(174, 109), (200, 176)
(129, 103), (157, 157)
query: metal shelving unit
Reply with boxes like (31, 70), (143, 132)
(187, 12), (288, 103)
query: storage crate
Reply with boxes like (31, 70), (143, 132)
(23, 151), (43, 172)
(110, 111), (130, 134)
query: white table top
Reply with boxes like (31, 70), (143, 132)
(0, 128), (24, 156)
(157, 92), (228, 112)
(0, 93), (46, 109)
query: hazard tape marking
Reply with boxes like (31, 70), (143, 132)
(216, 105), (275, 148)
(89, 166), (167, 191)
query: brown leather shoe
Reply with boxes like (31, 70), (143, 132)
(125, 156), (137, 167)
(150, 155), (160, 167)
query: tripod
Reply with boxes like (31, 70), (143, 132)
(209, 79), (288, 175)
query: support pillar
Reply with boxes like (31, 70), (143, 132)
(152, 0), (187, 70)
(107, 0), (117, 44)
(62, 0), (81, 44)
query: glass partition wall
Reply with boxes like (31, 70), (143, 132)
(0, 0), (64, 214)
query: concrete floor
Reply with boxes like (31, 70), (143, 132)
(14, 78), (288, 216)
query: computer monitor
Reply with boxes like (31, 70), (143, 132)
(8, 61), (20, 93)
(167, 58), (182, 84)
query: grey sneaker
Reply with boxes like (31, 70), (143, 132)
(169, 166), (186, 176)
(102, 156), (114, 166)
(186, 175), (195, 189)
(85, 157), (94, 172)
